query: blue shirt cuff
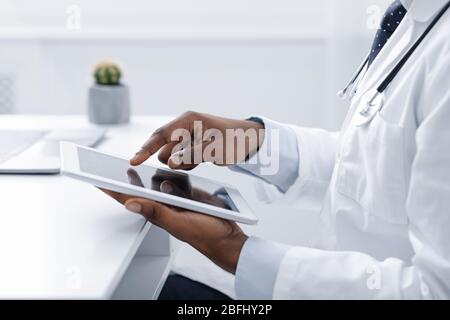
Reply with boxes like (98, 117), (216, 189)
(235, 237), (290, 300)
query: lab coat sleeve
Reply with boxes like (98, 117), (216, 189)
(235, 237), (290, 299)
(230, 117), (299, 193)
(231, 117), (339, 204)
(257, 53), (450, 300)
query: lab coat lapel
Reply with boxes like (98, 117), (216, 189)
(404, 0), (449, 22)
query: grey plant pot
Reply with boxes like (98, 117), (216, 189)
(88, 84), (130, 125)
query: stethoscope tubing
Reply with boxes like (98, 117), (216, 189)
(337, 54), (370, 99)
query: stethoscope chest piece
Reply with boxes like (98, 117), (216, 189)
(352, 89), (385, 126)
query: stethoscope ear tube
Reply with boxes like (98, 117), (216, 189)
(337, 54), (370, 100)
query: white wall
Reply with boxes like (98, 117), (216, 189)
(0, 0), (331, 36)
(0, 0), (390, 130)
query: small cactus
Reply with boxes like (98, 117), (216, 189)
(93, 61), (122, 85)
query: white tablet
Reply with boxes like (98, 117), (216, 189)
(60, 142), (258, 225)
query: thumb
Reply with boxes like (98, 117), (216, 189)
(160, 180), (191, 198)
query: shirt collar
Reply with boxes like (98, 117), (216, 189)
(401, 0), (449, 22)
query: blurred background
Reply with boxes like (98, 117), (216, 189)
(0, 0), (391, 130)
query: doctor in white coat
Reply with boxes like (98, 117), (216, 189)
(104, 0), (450, 299)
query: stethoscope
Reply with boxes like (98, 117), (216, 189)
(337, 1), (450, 125)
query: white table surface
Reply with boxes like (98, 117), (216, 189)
(0, 115), (175, 299)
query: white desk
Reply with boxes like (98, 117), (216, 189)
(0, 115), (175, 299)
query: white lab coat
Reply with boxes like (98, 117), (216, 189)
(254, 0), (450, 299)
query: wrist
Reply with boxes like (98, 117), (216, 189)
(225, 233), (249, 275)
(242, 118), (266, 160)
(204, 233), (248, 275)
(244, 118), (265, 141)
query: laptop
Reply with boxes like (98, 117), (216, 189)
(0, 128), (105, 174)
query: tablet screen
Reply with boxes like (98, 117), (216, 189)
(78, 147), (238, 212)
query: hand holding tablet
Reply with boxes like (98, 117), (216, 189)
(60, 142), (254, 274)
(60, 112), (265, 274)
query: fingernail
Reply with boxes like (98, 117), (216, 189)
(126, 202), (142, 213)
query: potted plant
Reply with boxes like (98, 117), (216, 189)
(88, 60), (130, 125)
